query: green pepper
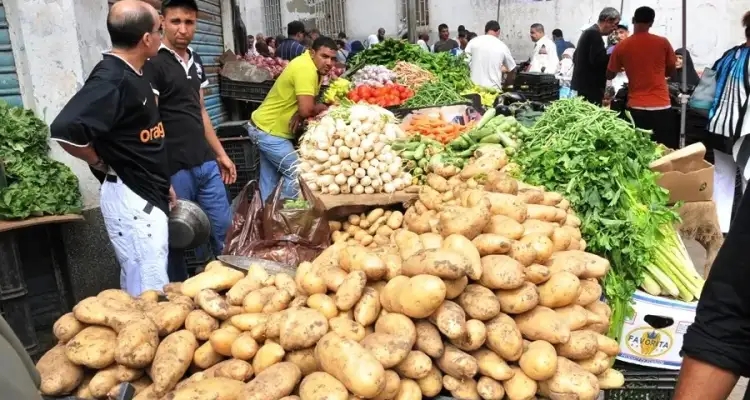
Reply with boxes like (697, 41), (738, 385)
(448, 136), (469, 151)
(413, 143), (427, 160)
(401, 150), (415, 160)
(469, 127), (494, 142)
(479, 133), (503, 144)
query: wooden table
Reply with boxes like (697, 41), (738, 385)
(313, 191), (419, 220)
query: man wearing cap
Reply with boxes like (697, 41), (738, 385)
(143, 0), (237, 282)
(50, 0), (173, 296)
(277, 20), (307, 61)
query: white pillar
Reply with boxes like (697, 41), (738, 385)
(4, 0), (111, 209)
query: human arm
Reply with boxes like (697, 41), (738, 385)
(293, 66), (326, 119)
(605, 44), (621, 80)
(584, 31), (610, 71)
(501, 43), (518, 86)
(674, 190), (750, 399)
(665, 39), (677, 76)
(50, 80), (119, 169)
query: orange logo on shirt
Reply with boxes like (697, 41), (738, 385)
(140, 121), (165, 143)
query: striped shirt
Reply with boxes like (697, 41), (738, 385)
(276, 39), (305, 61)
(708, 46), (750, 179)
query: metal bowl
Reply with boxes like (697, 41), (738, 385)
(168, 200), (211, 250)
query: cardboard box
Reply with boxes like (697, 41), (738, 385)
(617, 290), (697, 370)
(650, 143), (714, 203)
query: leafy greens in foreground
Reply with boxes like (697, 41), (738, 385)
(511, 98), (678, 342)
(0, 101), (82, 219)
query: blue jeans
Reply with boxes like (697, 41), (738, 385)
(247, 125), (299, 202)
(167, 160), (231, 281)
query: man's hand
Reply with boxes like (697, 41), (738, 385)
(289, 112), (303, 134)
(169, 186), (177, 209)
(217, 155), (237, 184)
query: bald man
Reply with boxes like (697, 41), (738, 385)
(50, 0), (175, 296)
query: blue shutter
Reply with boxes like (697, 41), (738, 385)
(0, 1), (22, 107)
(195, 0), (227, 126)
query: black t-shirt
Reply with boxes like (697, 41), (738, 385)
(433, 39), (459, 53)
(143, 47), (214, 175)
(50, 54), (170, 214)
(571, 25), (610, 103)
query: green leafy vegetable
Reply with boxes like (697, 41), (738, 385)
(283, 199), (309, 209)
(0, 101), (82, 219)
(402, 81), (467, 108)
(511, 98), (678, 343)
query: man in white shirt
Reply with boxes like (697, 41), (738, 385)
(366, 28), (385, 49)
(528, 23), (558, 73)
(464, 20), (516, 90)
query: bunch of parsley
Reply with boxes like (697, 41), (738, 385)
(512, 98), (678, 342)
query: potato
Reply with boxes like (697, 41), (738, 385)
(577, 278), (603, 305)
(538, 357), (600, 400)
(518, 340), (557, 381)
(166, 293), (194, 309)
(524, 264), (551, 284)
(428, 300), (466, 340)
(483, 192), (527, 223)
(321, 266), (348, 292)
(375, 313), (417, 346)
(335, 271), (367, 311)
(53, 312), (86, 344)
(150, 330), (198, 395)
(226, 266), (269, 305)
(196, 289), (238, 320)
(65, 326), (117, 369)
(209, 327), (241, 357)
(387, 211), (404, 229)
(485, 171), (518, 194)
(502, 366), (537, 400)
(396, 275), (447, 318)
(555, 304), (591, 330)
(297, 371), (348, 400)
(519, 233), (554, 264)
(193, 341), (224, 369)
(443, 234), (482, 279)
(300, 270), (327, 296)
(450, 319), (487, 351)
(279, 308), (329, 351)
(419, 232), (443, 249)
(586, 300), (611, 319)
(88, 365), (142, 397)
(556, 330), (598, 360)
(403, 208), (435, 234)
(482, 215), (524, 239)
(483, 312), (523, 360)
(340, 246), (388, 280)
(181, 263), (244, 297)
(471, 233), (513, 256)
(508, 241), (536, 267)
(479, 255), (525, 290)
(394, 229), (423, 260)
(394, 379), (422, 400)
(181, 310), (217, 341)
(239, 362), (302, 400)
(326, 317), (364, 342)
(438, 198), (491, 239)
(361, 333), (412, 368)
(538, 271), (581, 308)
(471, 348), (513, 381)
(416, 366), (442, 396)
(415, 320), (444, 358)
(495, 282), (539, 315)
(596, 332), (620, 356)
(354, 287), (382, 326)
(165, 377), (245, 400)
(97, 289), (136, 306)
(226, 332), (258, 361)
(477, 376), (505, 400)
(443, 375), (480, 400)
(262, 289), (293, 313)
(402, 249), (469, 279)
(444, 276), (469, 299)
(436, 345), (478, 379)
(548, 250), (610, 279)
(253, 341), (285, 374)
(578, 351), (611, 375)
(514, 306), (570, 344)
(394, 350), (432, 379)
(526, 204), (564, 222)
(37, 345), (85, 395)
(284, 347), (318, 375)
(202, 359), (254, 381)
(550, 227), (573, 252)
(380, 252), (403, 280)
(315, 332), (386, 398)
(147, 302), (193, 336)
(598, 368), (625, 389)
(518, 189), (544, 204)
(301, 295), (336, 320)
(522, 219), (555, 237)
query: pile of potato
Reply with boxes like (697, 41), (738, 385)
(35, 150), (626, 400)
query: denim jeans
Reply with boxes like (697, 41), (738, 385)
(167, 160), (231, 281)
(247, 125), (299, 202)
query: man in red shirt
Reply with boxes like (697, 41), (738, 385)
(607, 6), (678, 148)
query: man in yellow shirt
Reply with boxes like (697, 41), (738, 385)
(250, 36), (337, 200)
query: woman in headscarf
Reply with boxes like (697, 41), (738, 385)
(669, 48), (700, 87)
(348, 40), (365, 61)
(707, 11), (750, 234)
(557, 48), (576, 98)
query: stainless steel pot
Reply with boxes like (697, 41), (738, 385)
(168, 200), (211, 250)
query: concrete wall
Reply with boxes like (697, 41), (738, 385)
(240, 0), (749, 68)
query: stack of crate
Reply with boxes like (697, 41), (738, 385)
(514, 72), (560, 103)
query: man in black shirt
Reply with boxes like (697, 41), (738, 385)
(433, 23), (459, 53)
(50, 0), (173, 296)
(675, 192), (750, 399)
(571, 7), (620, 105)
(276, 20), (307, 61)
(144, 0), (237, 282)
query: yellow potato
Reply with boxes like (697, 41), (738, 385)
(442, 234), (483, 279)
(150, 330), (198, 396)
(514, 306), (571, 344)
(444, 276), (469, 299)
(436, 345), (478, 379)
(53, 312), (86, 344)
(502, 366), (537, 400)
(185, 310), (219, 341)
(472, 233), (513, 256)
(482, 215), (524, 239)
(415, 320), (444, 358)
(394, 350), (433, 379)
(280, 308), (329, 351)
(485, 313), (523, 361)
(402, 249), (470, 279)
(328, 316), (366, 342)
(209, 328), (240, 357)
(477, 376), (505, 400)
(335, 271), (367, 311)
(471, 348), (514, 381)
(443, 375), (480, 400)
(307, 293), (339, 319)
(538, 271), (581, 308)
(361, 332), (412, 368)
(519, 340), (558, 380)
(374, 370), (402, 400)
(394, 378), (422, 400)
(375, 313), (417, 347)
(428, 300), (467, 340)
(231, 331), (259, 361)
(65, 326), (117, 369)
(193, 341), (224, 369)
(181, 263), (244, 298)
(416, 366), (442, 396)
(252, 341), (285, 374)
(166, 377), (245, 400)
(479, 255), (525, 290)
(239, 362), (302, 400)
(538, 357), (600, 400)
(37, 345), (85, 396)
(354, 287), (382, 326)
(555, 330), (599, 360)
(315, 332), (386, 398)
(285, 348), (319, 375)
(299, 372), (348, 400)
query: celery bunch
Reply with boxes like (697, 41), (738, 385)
(640, 224), (705, 301)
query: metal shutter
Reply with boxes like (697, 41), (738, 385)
(109, 0), (228, 126)
(0, 0), (22, 107)
(313, 0), (346, 38)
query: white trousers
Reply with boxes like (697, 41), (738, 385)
(713, 150), (747, 233)
(100, 177), (169, 296)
